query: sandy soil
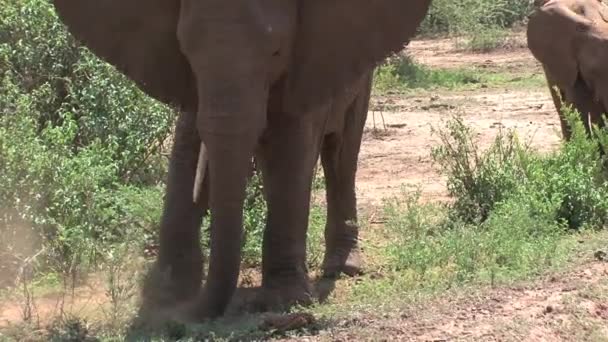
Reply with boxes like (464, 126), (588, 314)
(278, 256), (608, 341)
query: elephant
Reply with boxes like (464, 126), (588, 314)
(50, 0), (432, 320)
(527, 0), (608, 140)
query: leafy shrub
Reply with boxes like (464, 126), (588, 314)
(0, 0), (174, 268)
(431, 108), (608, 230)
(379, 107), (608, 292)
(464, 27), (510, 52)
(430, 116), (528, 224)
(419, 0), (533, 36)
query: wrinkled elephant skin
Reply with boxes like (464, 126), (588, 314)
(50, 0), (432, 320)
(527, 0), (608, 140)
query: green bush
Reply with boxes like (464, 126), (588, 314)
(431, 108), (608, 230)
(419, 0), (532, 36)
(430, 116), (528, 224)
(0, 0), (174, 267)
(378, 108), (608, 292)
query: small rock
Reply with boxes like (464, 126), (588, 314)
(594, 250), (607, 262)
(544, 305), (554, 314)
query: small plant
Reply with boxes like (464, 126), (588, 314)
(431, 115), (528, 224)
(102, 240), (143, 330)
(47, 316), (92, 342)
(199, 167), (326, 269)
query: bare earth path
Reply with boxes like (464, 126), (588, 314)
(357, 88), (560, 208)
(356, 32), (560, 209)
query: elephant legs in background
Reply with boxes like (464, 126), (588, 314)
(546, 77), (574, 140)
(321, 84), (371, 278)
(255, 112), (319, 310)
(565, 78), (604, 137)
(141, 111), (208, 310)
(547, 72), (605, 140)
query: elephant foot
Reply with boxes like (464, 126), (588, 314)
(139, 261), (202, 313)
(254, 273), (313, 312)
(322, 246), (363, 278)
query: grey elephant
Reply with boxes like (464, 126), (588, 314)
(50, 0), (432, 320)
(527, 0), (608, 140)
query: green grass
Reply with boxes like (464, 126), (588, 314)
(373, 55), (545, 94)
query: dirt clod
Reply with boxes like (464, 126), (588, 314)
(260, 312), (316, 333)
(594, 250), (607, 262)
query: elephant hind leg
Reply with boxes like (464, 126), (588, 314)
(321, 77), (371, 278)
(565, 76), (604, 138)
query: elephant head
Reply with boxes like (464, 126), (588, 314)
(50, 0), (432, 319)
(527, 0), (608, 139)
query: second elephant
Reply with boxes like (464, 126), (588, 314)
(527, 0), (608, 139)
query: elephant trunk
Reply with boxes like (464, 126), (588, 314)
(193, 142), (208, 203)
(197, 131), (260, 317)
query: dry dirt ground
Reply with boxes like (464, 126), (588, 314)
(2, 34), (607, 341)
(277, 256), (608, 342)
(356, 34), (560, 208)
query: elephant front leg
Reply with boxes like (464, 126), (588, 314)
(256, 115), (318, 311)
(320, 86), (370, 278)
(141, 111), (208, 310)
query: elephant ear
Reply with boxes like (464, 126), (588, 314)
(286, 0), (432, 112)
(52, 0), (196, 110)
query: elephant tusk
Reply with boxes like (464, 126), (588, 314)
(193, 142), (208, 203)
